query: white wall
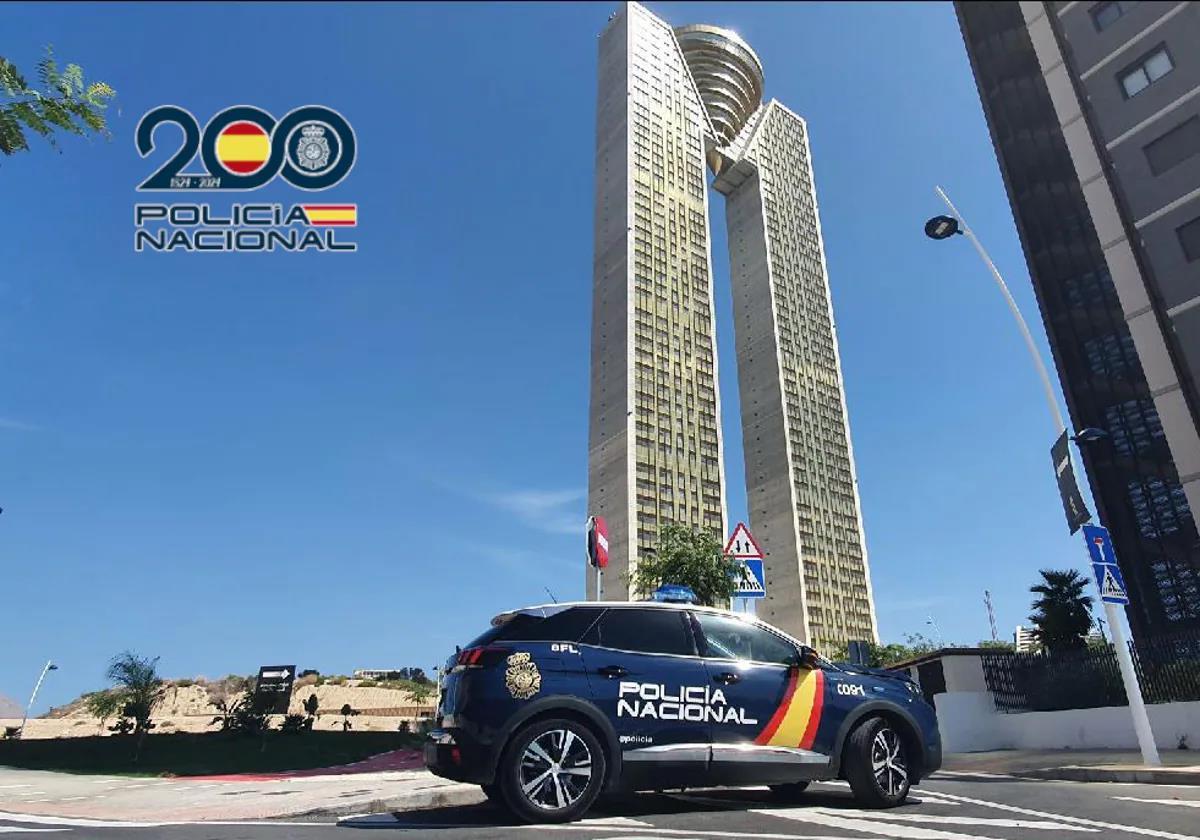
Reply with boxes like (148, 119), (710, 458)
(933, 692), (1200, 753)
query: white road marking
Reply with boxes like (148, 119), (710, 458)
(1114, 796), (1200, 808)
(923, 789), (1200, 839)
(531, 828), (853, 839)
(0, 829), (66, 834)
(0, 787), (33, 791)
(754, 807), (1010, 840)
(816, 810), (1098, 831)
(933, 771), (1014, 780)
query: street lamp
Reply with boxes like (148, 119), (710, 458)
(19, 661), (58, 738)
(924, 186), (1160, 767)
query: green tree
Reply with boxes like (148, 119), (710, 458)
(89, 652), (163, 761)
(978, 639), (1016, 652)
(628, 524), (740, 606)
(826, 632), (941, 667)
(1, 47), (116, 155)
(1028, 569), (1094, 654)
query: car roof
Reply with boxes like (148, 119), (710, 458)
(491, 600), (810, 650)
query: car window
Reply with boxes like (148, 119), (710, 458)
(584, 608), (695, 656)
(694, 613), (798, 665)
(466, 607), (604, 647)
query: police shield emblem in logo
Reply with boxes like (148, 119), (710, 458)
(295, 123), (331, 171)
(505, 652), (541, 700)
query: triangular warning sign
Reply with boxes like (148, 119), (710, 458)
(724, 522), (763, 558)
(1101, 567), (1126, 600)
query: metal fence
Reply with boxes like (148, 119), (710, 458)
(980, 630), (1200, 712)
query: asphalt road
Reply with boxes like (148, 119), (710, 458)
(3, 772), (1200, 839)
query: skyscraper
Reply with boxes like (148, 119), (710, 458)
(587, 2), (878, 647)
(955, 1), (1200, 635)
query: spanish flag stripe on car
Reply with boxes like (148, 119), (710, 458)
(754, 668), (824, 749)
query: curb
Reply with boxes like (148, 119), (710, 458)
(1023, 766), (1200, 785)
(285, 783), (485, 821)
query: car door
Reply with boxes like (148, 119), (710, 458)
(691, 611), (832, 786)
(578, 606), (710, 790)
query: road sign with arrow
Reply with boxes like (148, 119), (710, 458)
(254, 664), (296, 714)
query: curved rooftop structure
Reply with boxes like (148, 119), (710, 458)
(674, 24), (764, 146)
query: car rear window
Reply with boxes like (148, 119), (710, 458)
(466, 606), (604, 647)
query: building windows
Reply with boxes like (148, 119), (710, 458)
(1143, 116), (1200, 176)
(1118, 45), (1173, 98)
(1177, 215), (1200, 263)
(1090, 0), (1136, 31)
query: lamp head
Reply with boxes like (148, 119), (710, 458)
(924, 215), (961, 240)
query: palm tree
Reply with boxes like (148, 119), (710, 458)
(1028, 569), (1094, 654)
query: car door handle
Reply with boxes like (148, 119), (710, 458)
(597, 665), (628, 679)
(712, 672), (741, 685)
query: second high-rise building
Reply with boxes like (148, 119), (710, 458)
(587, 2), (878, 648)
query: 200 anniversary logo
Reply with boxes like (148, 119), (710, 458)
(134, 104), (358, 253)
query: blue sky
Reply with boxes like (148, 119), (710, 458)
(1, 2), (1097, 713)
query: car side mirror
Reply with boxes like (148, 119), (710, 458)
(791, 647), (819, 670)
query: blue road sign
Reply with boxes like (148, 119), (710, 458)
(734, 558), (766, 599)
(1082, 524), (1129, 605)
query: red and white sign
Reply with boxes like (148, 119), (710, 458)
(587, 515), (609, 569)
(724, 522), (763, 558)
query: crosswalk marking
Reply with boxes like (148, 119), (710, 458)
(924, 789), (1200, 840)
(754, 807), (1015, 839)
(1113, 796), (1200, 808)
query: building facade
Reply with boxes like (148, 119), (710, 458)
(587, 2), (878, 647)
(956, 1), (1200, 635)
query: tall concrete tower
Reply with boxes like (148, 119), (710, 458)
(588, 2), (878, 648)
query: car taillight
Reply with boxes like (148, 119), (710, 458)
(455, 645), (510, 669)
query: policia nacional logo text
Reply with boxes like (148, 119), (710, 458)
(618, 682), (758, 725)
(134, 105), (357, 253)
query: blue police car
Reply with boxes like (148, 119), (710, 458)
(425, 601), (941, 823)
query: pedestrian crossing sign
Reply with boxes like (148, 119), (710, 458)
(734, 558), (766, 598)
(1082, 523), (1129, 605)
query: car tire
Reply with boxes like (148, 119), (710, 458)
(497, 718), (607, 824)
(844, 716), (910, 808)
(768, 781), (810, 802)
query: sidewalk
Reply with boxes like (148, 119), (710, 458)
(0, 762), (483, 822)
(943, 749), (1200, 785)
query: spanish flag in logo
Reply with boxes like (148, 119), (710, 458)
(301, 205), (357, 227)
(215, 121), (270, 175)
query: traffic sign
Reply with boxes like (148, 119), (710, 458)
(586, 515), (609, 569)
(254, 664), (296, 714)
(724, 522), (763, 559)
(734, 558), (766, 599)
(1082, 524), (1129, 605)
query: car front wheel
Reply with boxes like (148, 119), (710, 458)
(844, 716), (910, 808)
(497, 718), (606, 823)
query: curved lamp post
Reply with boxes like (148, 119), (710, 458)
(924, 188), (1160, 767)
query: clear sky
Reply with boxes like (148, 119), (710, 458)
(2, 1), (1097, 713)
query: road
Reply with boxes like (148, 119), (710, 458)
(2, 772), (1199, 839)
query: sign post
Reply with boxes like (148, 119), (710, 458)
(1082, 524), (1160, 766)
(724, 522), (766, 612)
(586, 515), (609, 602)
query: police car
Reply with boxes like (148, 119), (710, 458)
(425, 600), (941, 823)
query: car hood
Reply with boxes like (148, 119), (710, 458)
(835, 663), (915, 684)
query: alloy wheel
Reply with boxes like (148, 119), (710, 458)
(518, 728), (593, 811)
(870, 727), (908, 796)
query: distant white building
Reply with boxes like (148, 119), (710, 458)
(1014, 625), (1040, 653)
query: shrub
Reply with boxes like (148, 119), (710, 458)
(358, 679), (378, 688)
(173, 679), (194, 688)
